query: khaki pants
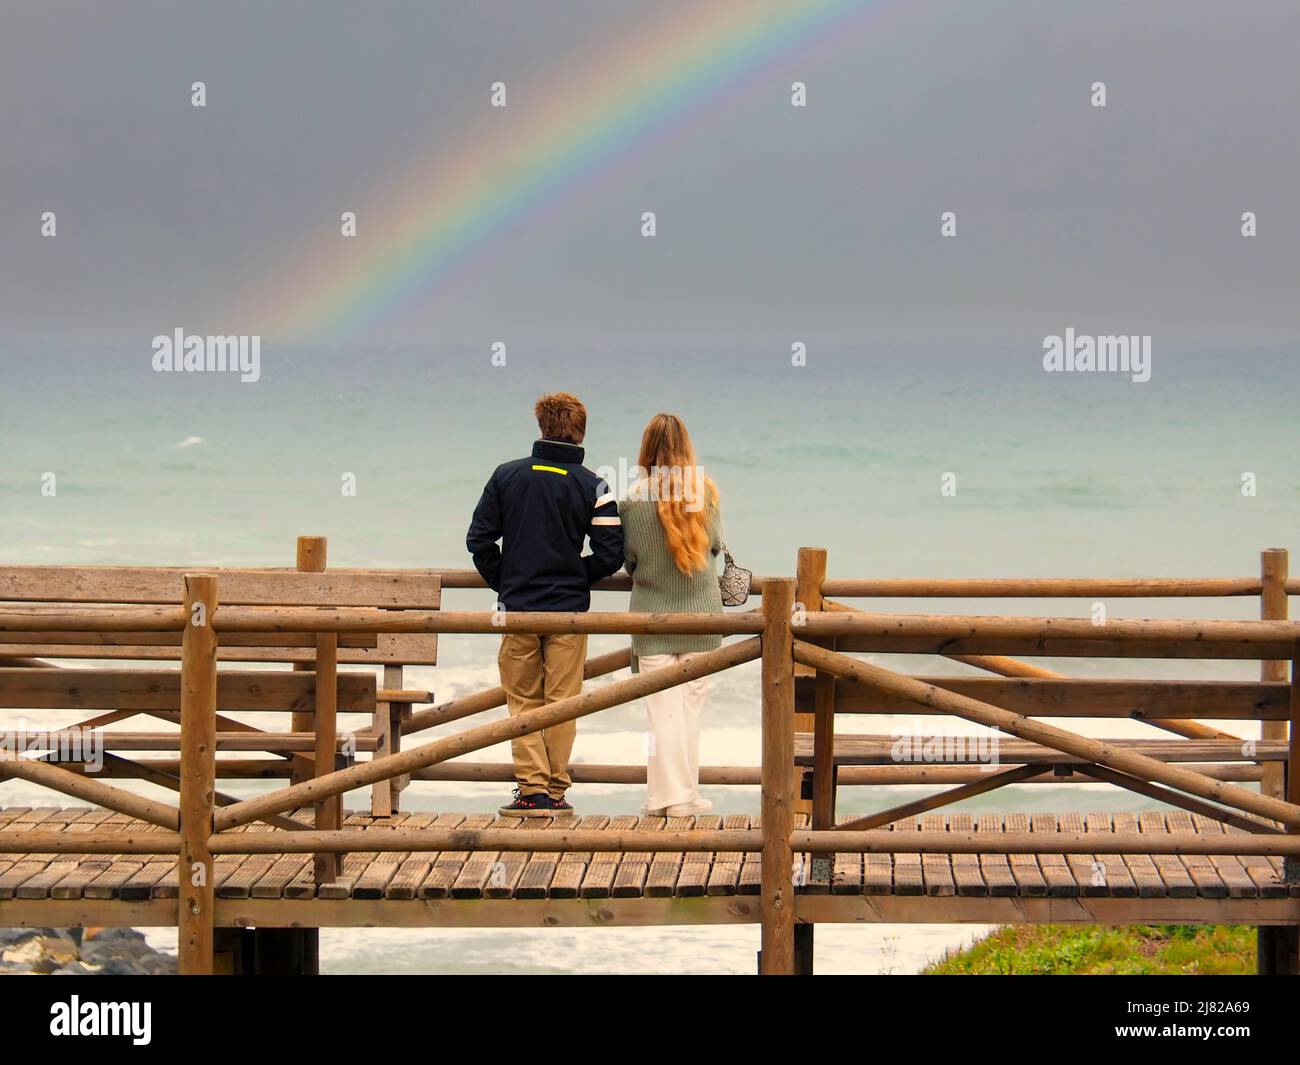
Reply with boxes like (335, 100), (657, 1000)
(498, 633), (588, 798)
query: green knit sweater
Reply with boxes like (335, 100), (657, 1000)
(619, 495), (724, 664)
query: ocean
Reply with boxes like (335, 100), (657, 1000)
(2, 342), (1297, 973)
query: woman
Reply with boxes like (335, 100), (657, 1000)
(620, 413), (724, 817)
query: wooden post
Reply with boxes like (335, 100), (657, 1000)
(178, 573), (217, 975)
(291, 536), (326, 786)
(760, 577), (797, 975)
(292, 536), (341, 881)
(291, 536), (328, 973)
(313, 616), (340, 883)
(1256, 549), (1296, 973)
(371, 664), (402, 817)
(1287, 648), (1300, 866)
(794, 548), (826, 819)
(796, 547), (833, 971)
(1261, 549), (1288, 799)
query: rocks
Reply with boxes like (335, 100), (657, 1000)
(0, 927), (176, 975)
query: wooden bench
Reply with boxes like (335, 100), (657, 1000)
(0, 540), (441, 816)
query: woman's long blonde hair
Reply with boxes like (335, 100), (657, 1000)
(636, 414), (718, 575)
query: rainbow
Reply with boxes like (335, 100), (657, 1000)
(231, 0), (875, 340)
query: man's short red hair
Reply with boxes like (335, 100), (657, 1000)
(535, 392), (587, 444)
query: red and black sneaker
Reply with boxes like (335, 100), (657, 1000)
(498, 788), (552, 817)
(549, 795), (576, 816)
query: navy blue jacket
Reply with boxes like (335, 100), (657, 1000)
(467, 439), (624, 612)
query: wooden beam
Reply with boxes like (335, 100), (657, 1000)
(0, 667), (374, 712)
(0, 831), (181, 854)
(801, 611), (1300, 659)
(799, 674), (1289, 720)
(209, 607), (763, 636)
(819, 577), (1263, 598)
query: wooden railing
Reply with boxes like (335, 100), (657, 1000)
(1, 544), (1298, 975)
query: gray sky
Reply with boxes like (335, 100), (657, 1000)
(2, 0), (1297, 348)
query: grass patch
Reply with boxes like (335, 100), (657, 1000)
(924, 925), (1255, 975)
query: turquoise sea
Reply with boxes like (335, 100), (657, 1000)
(2, 342), (1297, 972)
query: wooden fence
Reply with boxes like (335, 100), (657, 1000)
(1, 543), (1298, 974)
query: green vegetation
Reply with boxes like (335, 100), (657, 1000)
(924, 924), (1255, 975)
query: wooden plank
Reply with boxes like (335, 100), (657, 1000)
(1165, 810), (1227, 897)
(1239, 851), (1289, 898)
(612, 816), (663, 898)
(450, 816), (518, 899)
(0, 566), (442, 608)
(1086, 813), (1136, 897)
(1193, 815), (1257, 898)
(384, 813), (463, 900)
(975, 813), (1017, 897)
(550, 815), (609, 899)
(833, 813), (870, 895)
(1003, 813), (1047, 897)
(920, 814), (955, 896)
(13, 809), (106, 899)
(250, 853), (312, 899)
(313, 813), (383, 899)
(706, 815), (749, 897)
(738, 813), (763, 896)
(1112, 812), (1165, 898)
(581, 815), (637, 899)
(0, 668), (375, 712)
(1140, 811), (1197, 897)
(1059, 812), (1103, 896)
(676, 816), (719, 898)
(891, 818), (924, 896)
(420, 813), (494, 899)
(50, 817), (125, 899)
(949, 813), (987, 897)
(514, 816), (577, 899)
(353, 815), (420, 899)
(645, 815), (688, 898)
(1032, 813), (1078, 897)
(0, 641), (443, 666)
(485, 816), (536, 900)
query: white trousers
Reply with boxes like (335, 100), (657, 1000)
(640, 652), (709, 810)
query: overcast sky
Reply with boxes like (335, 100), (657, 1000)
(1, 0), (1297, 349)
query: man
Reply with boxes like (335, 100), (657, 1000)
(467, 392), (623, 816)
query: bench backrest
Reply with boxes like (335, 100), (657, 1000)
(0, 566), (441, 666)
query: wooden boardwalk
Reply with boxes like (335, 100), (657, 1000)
(4, 543), (1299, 972)
(4, 805), (1300, 931)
